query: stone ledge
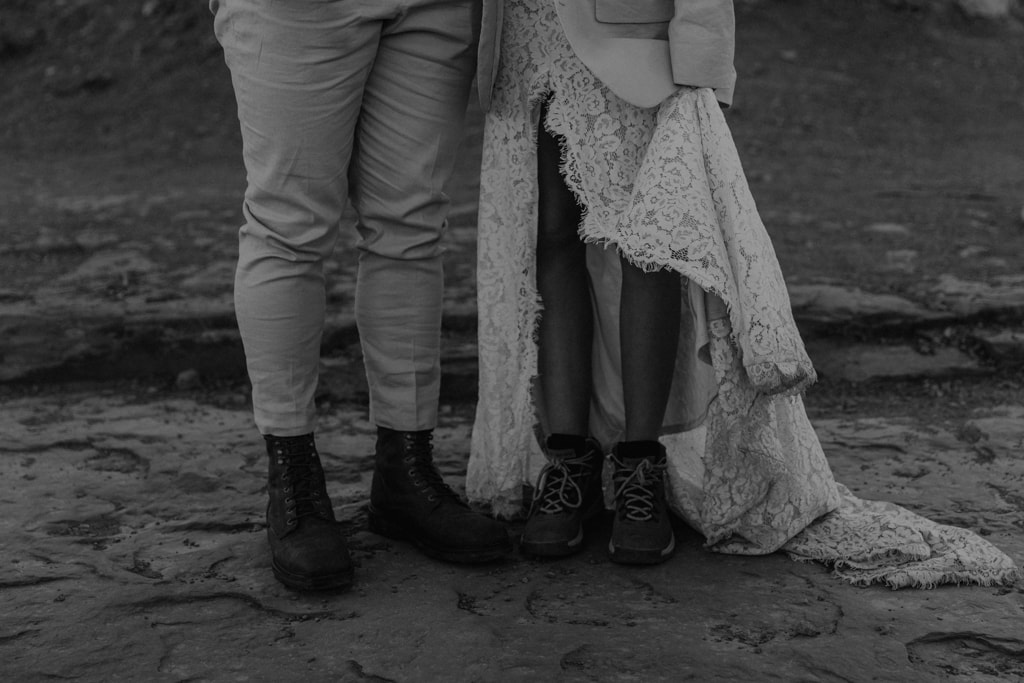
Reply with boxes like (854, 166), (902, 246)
(4, 279), (1024, 386)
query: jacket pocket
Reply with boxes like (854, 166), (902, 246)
(595, 0), (673, 24)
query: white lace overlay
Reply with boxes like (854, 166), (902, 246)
(466, 0), (1019, 588)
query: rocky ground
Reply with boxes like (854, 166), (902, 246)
(2, 0), (1024, 681)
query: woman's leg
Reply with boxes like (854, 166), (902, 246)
(521, 107), (603, 558)
(536, 106), (592, 434)
(619, 258), (681, 440)
(609, 258), (680, 564)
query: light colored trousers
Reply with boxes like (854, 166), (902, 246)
(211, 0), (480, 436)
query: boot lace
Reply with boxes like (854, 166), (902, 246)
(402, 432), (459, 503)
(275, 444), (329, 523)
(533, 451), (596, 515)
(611, 456), (666, 522)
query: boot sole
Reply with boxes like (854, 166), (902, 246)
(520, 497), (605, 558)
(607, 534), (676, 566)
(520, 526), (585, 558)
(271, 560), (354, 592)
(367, 505), (512, 564)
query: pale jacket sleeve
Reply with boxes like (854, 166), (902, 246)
(668, 0), (736, 105)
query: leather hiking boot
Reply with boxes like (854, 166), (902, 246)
(367, 428), (511, 563)
(265, 434), (353, 591)
(608, 441), (675, 565)
(521, 434), (604, 558)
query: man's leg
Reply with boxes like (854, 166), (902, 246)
(213, 0), (381, 589)
(350, 0), (510, 561)
(217, 0), (384, 437)
(350, 0), (479, 431)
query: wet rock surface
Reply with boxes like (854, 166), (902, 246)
(2, 395), (1023, 681)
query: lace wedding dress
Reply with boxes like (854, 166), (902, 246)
(466, 0), (1018, 587)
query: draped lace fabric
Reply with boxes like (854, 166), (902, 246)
(466, 0), (1019, 588)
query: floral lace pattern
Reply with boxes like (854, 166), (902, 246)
(466, 0), (1019, 587)
(620, 89), (816, 395)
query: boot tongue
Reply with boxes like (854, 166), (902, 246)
(403, 429), (432, 441)
(611, 442), (667, 521)
(614, 440), (664, 461)
(266, 437), (328, 522)
(403, 435), (460, 503)
(546, 433), (589, 452)
(266, 434), (317, 457)
(613, 459), (663, 521)
(287, 456), (331, 521)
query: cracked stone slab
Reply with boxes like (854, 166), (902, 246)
(927, 274), (1024, 318)
(788, 283), (942, 330)
(1, 394), (1021, 681)
(805, 339), (989, 383)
